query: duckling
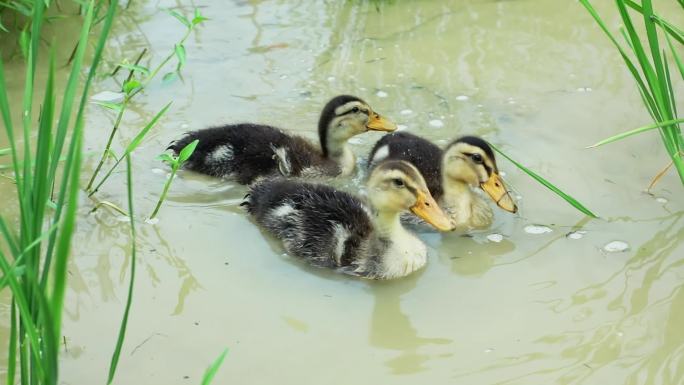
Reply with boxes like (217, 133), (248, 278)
(167, 95), (396, 184)
(243, 160), (453, 280)
(368, 132), (517, 231)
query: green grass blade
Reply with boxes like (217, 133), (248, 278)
(200, 349), (229, 385)
(106, 154), (137, 385)
(43, 0), (119, 288)
(587, 118), (684, 148)
(578, 0), (659, 117)
(666, 33), (684, 81)
(29, 48), (56, 257)
(49, 124), (83, 350)
(90, 102), (171, 195)
(7, 300), (17, 385)
(488, 143), (598, 218)
(47, 0), (95, 186)
(624, 0), (684, 45)
(0, 251), (46, 380)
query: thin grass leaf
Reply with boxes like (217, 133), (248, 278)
(624, 0), (684, 45)
(116, 63), (150, 76)
(178, 139), (198, 163)
(0, 251), (46, 380)
(201, 349), (229, 385)
(587, 119), (684, 148)
(167, 9), (191, 28)
(106, 154), (137, 385)
(7, 300), (16, 385)
(488, 143), (598, 218)
(666, 33), (684, 81)
(43, 0), (119, 288)
(174, 44), (186, 71)
(89, 102), (171, 195)
(92, 100), (124, 111)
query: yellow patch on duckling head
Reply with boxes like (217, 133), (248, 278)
(368, 160), (454, 231)
(443, 137), (517, 213)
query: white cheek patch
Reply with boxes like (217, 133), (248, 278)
(370, 145), (390, 165)
(270, 145), (292, 176)
(270, 203), (296, 218)
(331, 223), (350, 264)
(206, 144), (234, 164)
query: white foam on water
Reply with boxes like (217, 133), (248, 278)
(455, 95), (469, 101)
(524, 225), (552, 234)
(486, 233), (503, 243)
(400, 109), (413, 115)
(429, 119), (444, 128)
(567, 230), (587, 240)
(604, 240), (629, 253)
(376, 90), (388, 98)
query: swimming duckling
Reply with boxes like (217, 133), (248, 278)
(167, 95), (396, 184)
(369, 132), (517, 231)
(243, 160), (453, 279)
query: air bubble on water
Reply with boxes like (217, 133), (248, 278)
(455, 95), (469, 101)
(397, 124), (408, 131)
(429, 119), (444, 128)
(500, 171), (506, 177)
(151, 168), (165, 175)
(524, 225), (552, 234)
(116, 216), (130, 223)
(327, 76), (335, 82)
(655, 197), (668, 204)
(400, 109), (413, 115)
(567, 230), (587, 240)
(486, 233), (503, 243)
(145, 218), (160, 225)
(180, 123), (189, 129)
(604, 240), (629, 253)
(484, 348), (494, 353)
(376, 90), (388, 98)
(516, 195), (523, 200)
(279, 74), (288, 79)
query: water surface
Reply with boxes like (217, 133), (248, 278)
(1, 1), (683, 384)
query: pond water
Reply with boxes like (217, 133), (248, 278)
(1, 1), (684, 384)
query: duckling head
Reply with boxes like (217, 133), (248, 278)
(368, 160), (454, 231)
(442, 136), (518, 213)
(318, 95), (396, 157)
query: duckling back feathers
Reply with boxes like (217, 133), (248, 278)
(244, 178), (378, 270)
(369, 132), (443, 199)
(168, 123), (334, 184)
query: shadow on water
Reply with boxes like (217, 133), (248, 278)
(366, 274), (452, 375)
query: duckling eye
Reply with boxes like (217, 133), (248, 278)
(392, 178), (404, 187)
(470, 153), (483, 164)
(351, 107), (360, 113)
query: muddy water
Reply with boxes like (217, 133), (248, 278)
(1, 1), (684, 384)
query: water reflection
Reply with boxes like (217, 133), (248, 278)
(453, 212), (684, 384)
(367, 275), (452, 375)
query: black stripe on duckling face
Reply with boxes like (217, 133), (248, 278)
(368, 160), (453, 231)
(318, 95), (396, 156)
(443, 136), (517, 213)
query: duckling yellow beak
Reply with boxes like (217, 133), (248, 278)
(366, 112), (397, 132)
(410, 191), (454, 231)
(480, 173), (518, 213)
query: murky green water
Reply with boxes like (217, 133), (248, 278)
(1, 1), (684, 384)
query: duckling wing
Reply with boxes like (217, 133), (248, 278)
(168, 124), (324, 184)
(368, 132), (443, 199)
(244, 179), (374, 269)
